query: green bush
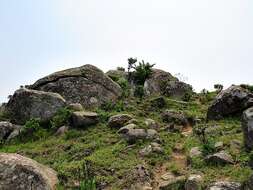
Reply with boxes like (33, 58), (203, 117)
(182, 91), (193, 102)
(23, 118), (40, 131)
(78, 161), (96, 190)
(117, 77), (130, 97)
(133, 60), (155, 85)
(134, 85), (145, 99)
(240, 84), (253, 93)
(51, 108), (72, 129)
(202, 138), (216, 156)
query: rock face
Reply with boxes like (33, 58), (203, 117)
(205, 151), (234, 165)
(162, 110), (189, 126)
(207, 85), (253, 120)
(6, 88), (66, 124)
(242, 107), (253, 150)
(71, 111), (99, 128)
(29, 64), (122, 109)
(144, 69), (177, 96)
(118, 124), (158, 143)
(206, 181), (241, 190)
(108, 114), (133, 128)
(185, 174), (203, 190)
(0, 121), (21, 141)
(0, 153), (58, 190)
(163, 81), (192, 98)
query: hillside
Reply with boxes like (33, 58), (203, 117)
(0, 62), (253, 190)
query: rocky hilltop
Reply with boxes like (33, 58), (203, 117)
(0, 63), (253, 190)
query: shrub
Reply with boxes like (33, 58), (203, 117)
(134, 85), (145, 99)
(201, 138), (216, 156)
(117, 77), (130, 97)
(240, 84), (253, 93)
(133, 60), (155, 85)
(78, 161), (96, 190)
(182, 91), (193, 102)
(214, 84), (223, 92)
(50, 108), (72, 129)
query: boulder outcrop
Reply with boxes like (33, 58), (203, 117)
(207, 85), (253, 120)
(29, 64), (122, 109)
(5, 88), (66, 124)
(0, 153), (58, 190)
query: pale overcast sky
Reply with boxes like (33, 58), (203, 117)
(0, 0), (252, 102)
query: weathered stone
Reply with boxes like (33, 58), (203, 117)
(145, 118), (160, 129)
(106, 69), (128, 81)
(0, 121), (21, 141)
(6, 88), (66, 124)
(163, 81), (193, 98)
(0, 153), (58, 190)
(189, 147), (202, 158)
(162, 110), (189, 126)
(71, 111), (99, 128)
(29, 64), (122, 109)
(139, 143), (163, 156)
(55, 126), (69, 136)
(108, 114), (133, 128)
(185, 174), (203, 190)
(144, 69), (177, 96)
(214, 141), (224, 151)
(67, 103), (83, 111)
(129, 165), (151, 190)
(159, 175), (186, 190)
(205, 151), (234, 165)
(118, 126), (158, 143)
(242, 107), (253, 150)
(207, 85), (253, 120)
(206, 181), (241, 190)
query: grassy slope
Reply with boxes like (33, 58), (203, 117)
(0, 93), (252, 189)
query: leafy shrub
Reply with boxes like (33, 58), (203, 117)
(101, 100), (124, 112)
(117, 77), (130, 97)
(214, 84), (223, 92)
(50, 108), (72, 129)
(134, 85), (145, 99)
(201, 138), (216, 156)
(78, 161), (96, 190)
(96, 109), (110, 123)
(23, 118), (40, 131)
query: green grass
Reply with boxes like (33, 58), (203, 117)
(0, 93), (252, 189)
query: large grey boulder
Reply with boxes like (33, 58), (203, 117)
(108, 114), (133, 128)
(0, 121), (21, 142)
(71, 111), (99, 128)
(207, 85), (253, 120)
(144, 69), (177, 96)
(163, 81), (192, 98)
(118, 124), (158, 143)
(0, 153), (58, 190)
(206, 181), (242, 190)
(242, 107), (253, 150)
(162, 110), (189, 126)
(205, 151), (234, 165)
(29, 64), (122, 109)
(5, 88), (66, 124)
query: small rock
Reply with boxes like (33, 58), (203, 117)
(118, 126), (158, 143)
(206, 181), (241, 190)
(67, 103), (84, 111)
(126, 119), (139, 125)
(145, 118), (159, 129)
(0, 121), (21, 142)
(108, 114), (133, 128)
(159, 175), (186, 190)
(139, 145), (153, 156)
(242, 107), (253, 150)
(189, 147), (202, 158)
(185, 174), (203, 190)
(214, 141), (224, 150)
(71, 111), (99, 128)
(55, 126), (69, 136)
(150, 96), (167, 109)
(205, 151), (234, 165)
(162, 110), (189, 126)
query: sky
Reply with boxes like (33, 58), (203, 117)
(0, 0), (252, 103)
